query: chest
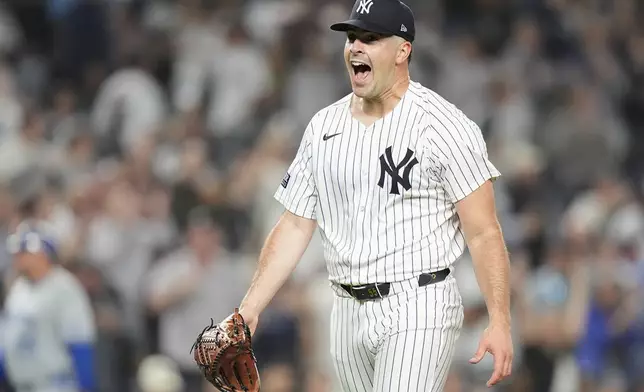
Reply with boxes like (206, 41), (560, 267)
(4, 284), (57, 344)
(6, 282), (57, 315)
(311, 118), (431, 199)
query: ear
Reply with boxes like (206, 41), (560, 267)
(395, 40), (412, 65)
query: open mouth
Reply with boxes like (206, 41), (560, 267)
(351, 61), (372, 82)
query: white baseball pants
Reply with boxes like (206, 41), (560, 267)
(329, 275), (464, 392)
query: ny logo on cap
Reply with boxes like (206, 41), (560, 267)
(357, 0), (374, 14)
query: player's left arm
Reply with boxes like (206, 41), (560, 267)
(56, 280), (98, 392)
(429, 108), (512, 387)
(456, 181), (513, 386)
(456, 182), (510, 329)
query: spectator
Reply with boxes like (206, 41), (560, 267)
(517, 241), (592, 392)
(84, 179), (161, 350)
(206, 22), (273, 142)
(144, 206), (249, 392)
(90, 56), (167, 157)
(0, 64), (23, 142)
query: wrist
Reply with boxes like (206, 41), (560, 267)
(489, 312), (511, 329)
(239, 303), (260, 319)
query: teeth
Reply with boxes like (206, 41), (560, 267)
(351, 61), (368, 67)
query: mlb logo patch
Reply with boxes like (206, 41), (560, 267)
(281, 173), (291, 188)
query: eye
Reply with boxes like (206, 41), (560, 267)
(363, 34), (379, 43)
(347, 32), (357, 43)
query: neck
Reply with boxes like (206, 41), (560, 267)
(356, 75), (410, 118)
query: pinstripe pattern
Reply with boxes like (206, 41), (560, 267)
(274, 80), (498, 391)
(274, 81), (500, 285)
(329, 276), (463, 392)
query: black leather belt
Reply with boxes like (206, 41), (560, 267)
(340, 268), (450, 301)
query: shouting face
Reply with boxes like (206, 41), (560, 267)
(344, 28), (410, 99)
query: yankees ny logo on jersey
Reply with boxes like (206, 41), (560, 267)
(357, 0), (374, 14)
(378, 146), (418, 195)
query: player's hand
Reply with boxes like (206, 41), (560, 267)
(469, 321), (513, 387)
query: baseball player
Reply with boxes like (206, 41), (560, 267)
(237, 0), (513, 391)
(0, 221), (97, 392)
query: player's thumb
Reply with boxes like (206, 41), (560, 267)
(469, 342), (487, 364)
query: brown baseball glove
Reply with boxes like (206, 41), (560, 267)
(190, 308), (260, 392)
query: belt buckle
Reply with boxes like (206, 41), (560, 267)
(358, 284), (385, 300)
(343, 283), (385, 301)
(366, 285), (382, 300)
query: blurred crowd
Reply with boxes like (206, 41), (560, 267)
(0, 0), (643, 391)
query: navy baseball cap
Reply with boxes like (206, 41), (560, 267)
(330, 0), (415, 42)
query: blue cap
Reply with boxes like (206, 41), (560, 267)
(6, 221), (58, 260)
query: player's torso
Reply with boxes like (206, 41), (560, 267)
(2, 277), (77, 390)
(309, 89), (461, 283)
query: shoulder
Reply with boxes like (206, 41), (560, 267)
(407, 81), (472, 127)
(5, 276), (28, 296)
(50, 268), (86, 298)
(408, 81), (486, 150)
(407, 81), (458, 109)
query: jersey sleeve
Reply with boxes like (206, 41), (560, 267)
(428, 107), (501, 203)
(273, 120), (318, 219)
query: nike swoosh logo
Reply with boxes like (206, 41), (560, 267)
(323, 133), (341, 141)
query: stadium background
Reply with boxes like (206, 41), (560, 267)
(0, 0), (643, 391)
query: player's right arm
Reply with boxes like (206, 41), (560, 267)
(239, 119), (319, 334)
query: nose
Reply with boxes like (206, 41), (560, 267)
(349, 39), (366, 54)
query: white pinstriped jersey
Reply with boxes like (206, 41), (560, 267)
(274, 80), (500, 285)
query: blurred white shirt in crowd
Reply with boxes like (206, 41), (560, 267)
(85, 215), (170, 341)
(145, 248), (249, 370)
(436, 41), (491, 126)
(0, 134), (59, 183)
(172, 21), (226, 113)
(0, 64), (23, 141)
(207, 40), (272, 136)
(243, 0), (307, 47)
(283, 53), (343, 132)
(0, 4), (20, 55)
(172, 21), (272, 137)
(91, 68), (166, 152)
